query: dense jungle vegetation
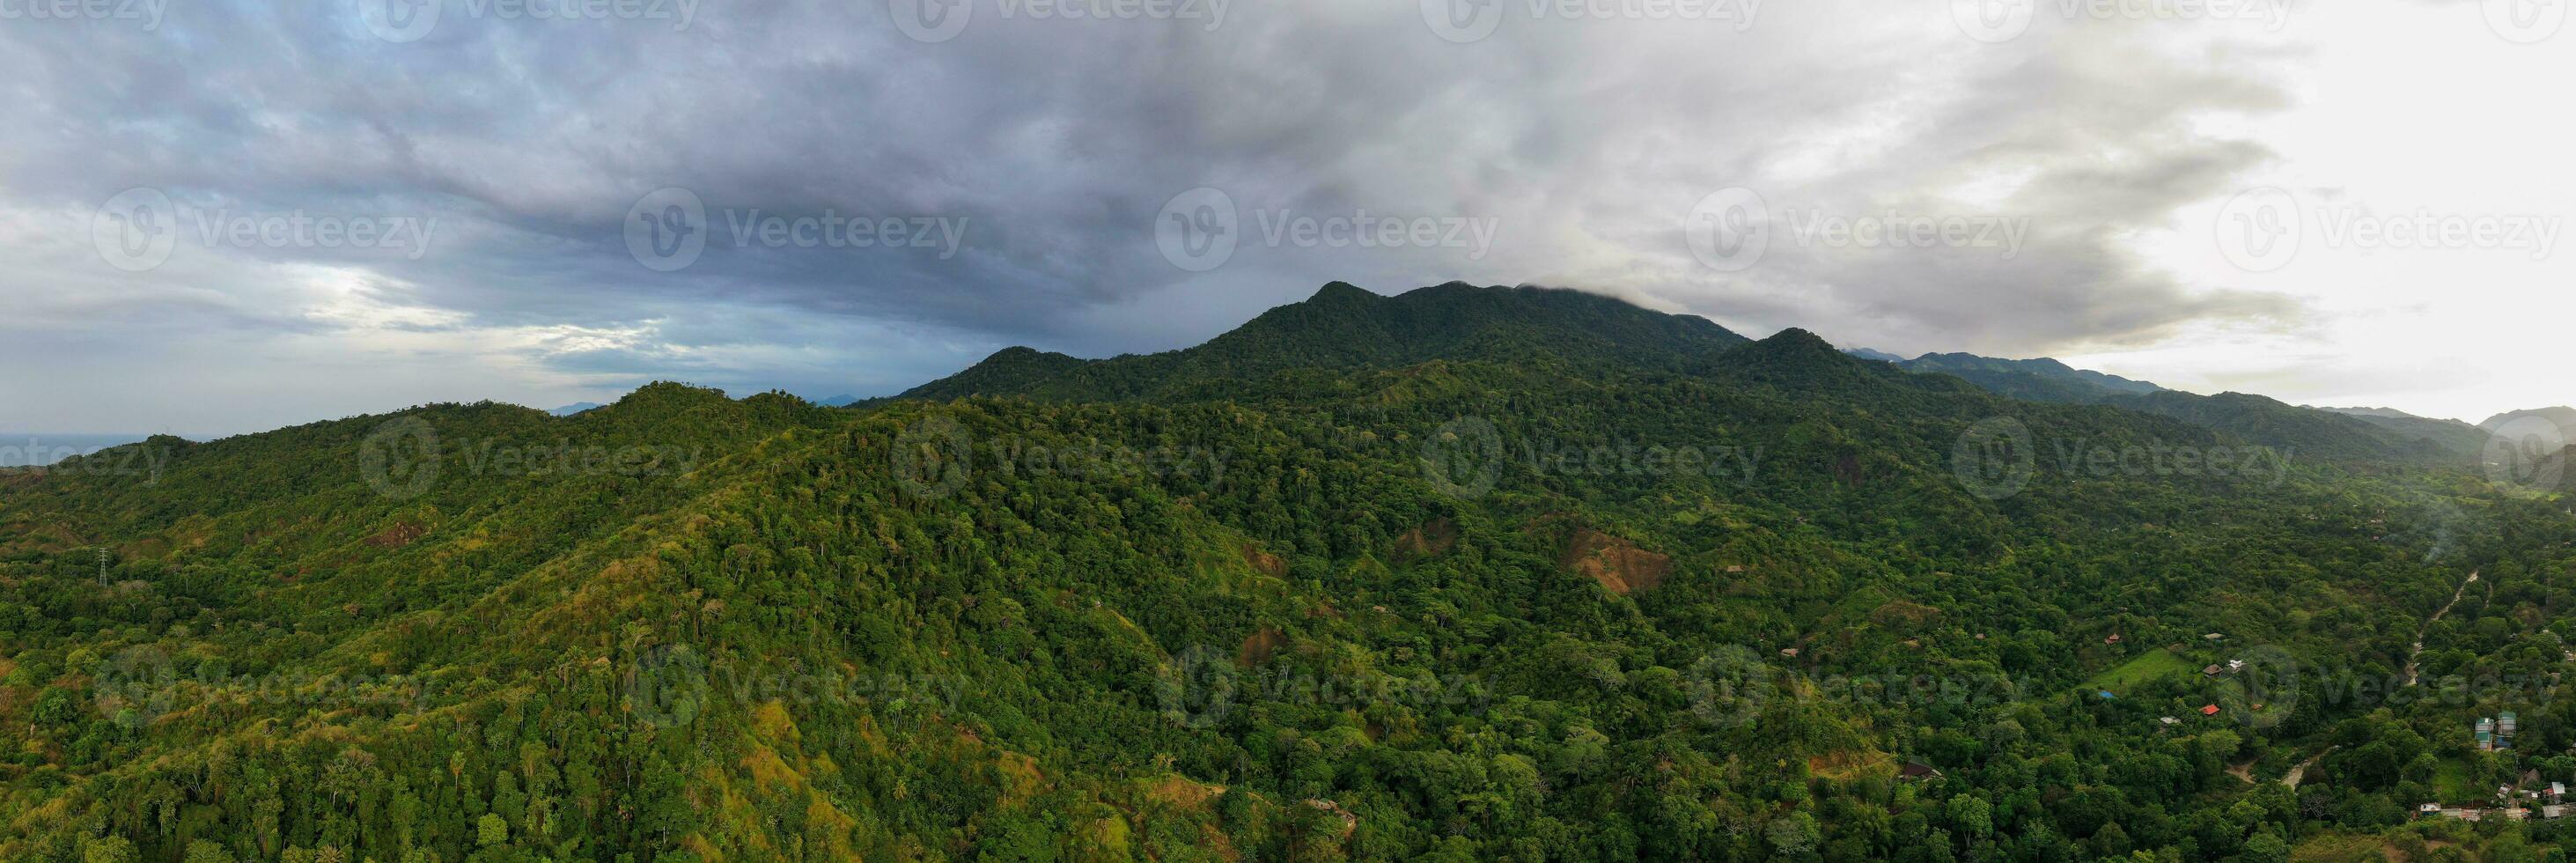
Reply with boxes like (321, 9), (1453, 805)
(4, 284), (2573, 861)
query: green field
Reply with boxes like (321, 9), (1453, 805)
(2432, 760), (2484, 805)
(2084, 648), (2201, 692)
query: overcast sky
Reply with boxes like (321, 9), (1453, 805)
(1, 0), (2567, 436)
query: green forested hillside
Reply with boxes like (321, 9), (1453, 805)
(4, 284), (2574, 862)
(1899, 354), (2163, 401)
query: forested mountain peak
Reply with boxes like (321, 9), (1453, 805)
(900, 282), (1749, 401)
(6, 277), (2576, 861)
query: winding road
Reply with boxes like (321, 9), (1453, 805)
(2405, 570), (2479, 687)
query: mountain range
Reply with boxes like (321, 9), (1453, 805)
(3, 282), (2572, 861)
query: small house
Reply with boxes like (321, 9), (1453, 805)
(2200, 704), (2221, 716)
(2204, 664), (2223, 676)
(2104, 634), (2122, 645)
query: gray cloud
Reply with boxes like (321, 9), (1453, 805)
(0, 0), (2322, 433)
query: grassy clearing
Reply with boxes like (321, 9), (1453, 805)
(2083, 648), (2199, 692)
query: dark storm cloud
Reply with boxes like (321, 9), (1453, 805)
(0, 0), (2315, 432)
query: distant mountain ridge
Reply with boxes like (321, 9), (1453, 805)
(906, 282), (2500, 463)
(11, 278), (2576, 859)
(1903, 352), (2163, 397)
(1839, 346), (2162, 402)
(2314, 406), (2421, 419)
(900, 282), (1751, 402)
(2482, 406), (2576, 432)
(1840, 349), (2494, 460)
